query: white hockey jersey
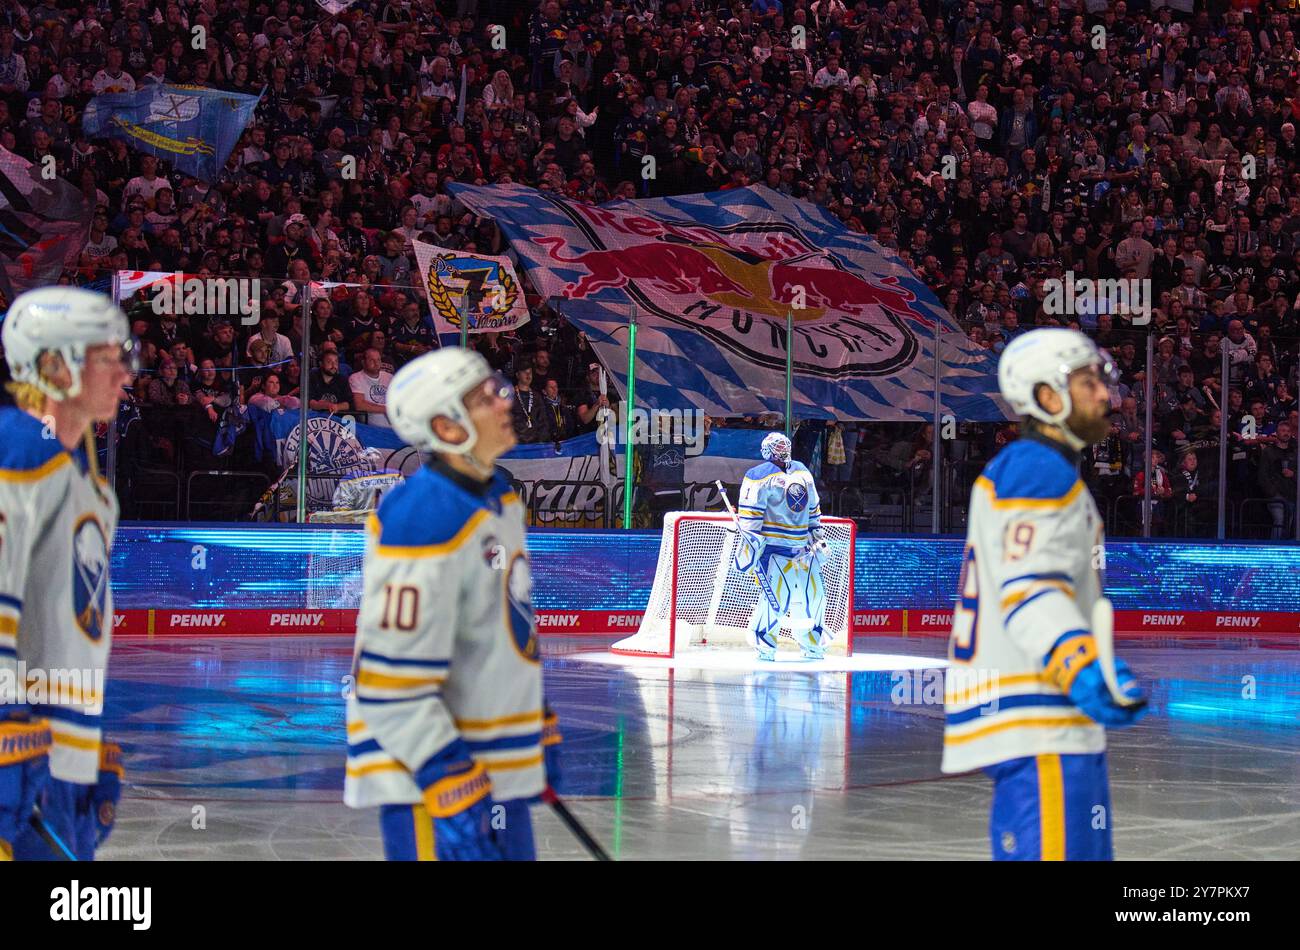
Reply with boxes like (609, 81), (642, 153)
(0, 407), (117, 784)
(737, 459), (822, 552)
(344, 459), (545, 809)
(941, 431), (1106, 775)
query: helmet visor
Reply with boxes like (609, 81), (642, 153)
(464, 371), (514, 409)
(1090, 348), (1120, 386)
(1062, 347), (1118, 388)
(119, 337), (142, 376)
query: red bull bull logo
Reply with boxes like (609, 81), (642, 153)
(534, 224), (934, 331)
(535, 236), (753, 300)
(524, 205), (948, 382)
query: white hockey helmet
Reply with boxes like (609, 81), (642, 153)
(761, 431), (792, 463)
(387, 347), (512, 454)
(2, 286), (134, 401)
(998, 328), (1116, 448)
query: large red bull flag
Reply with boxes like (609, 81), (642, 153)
(447, 183), (1011, 421)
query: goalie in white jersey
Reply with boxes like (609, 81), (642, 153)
(0, 287), (136, 861)
(344, 348), (561, 860)
(942, 328), (1147, 861)
(734, 432), (830, 660)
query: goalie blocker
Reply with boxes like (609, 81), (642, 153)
(612, 511), (857, 658)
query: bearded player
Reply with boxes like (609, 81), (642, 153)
(942, 328), (1147, 861)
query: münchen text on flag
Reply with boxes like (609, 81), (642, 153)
(447, 183), (1011, 421)
(81, 85), (262, 182)
(0, 146), (92, 304)
(412, 241), (531, 336)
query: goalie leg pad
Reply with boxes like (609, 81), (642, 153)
(785, 556), (828, 657)
(806, 558), (829, 648)
(985, 752), (1113, 861)
(749, 551), (794, 656)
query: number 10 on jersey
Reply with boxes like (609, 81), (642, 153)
(381, 584), (420, 631)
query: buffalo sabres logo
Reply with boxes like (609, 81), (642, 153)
(785, 480), (809, 513)
(73, 516), (110, 642)
(505, 553), (538, 662)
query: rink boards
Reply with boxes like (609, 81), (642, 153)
(104, 523), (1300, 639)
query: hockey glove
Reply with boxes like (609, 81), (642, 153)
(541, 703), (562, 791)
(93, 742), (124, 847)
(418, 739), (504, 861)
(800, 526), (830, 568)
(1046, 634), (1147, 728)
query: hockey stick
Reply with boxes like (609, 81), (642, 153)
(541, 788), (611, 861)
(29, 808), (77, 861)
(1091, 597), (1147, 710)
(715, 480), (781, 612)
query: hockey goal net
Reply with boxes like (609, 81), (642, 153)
(612, 512), (856, 657)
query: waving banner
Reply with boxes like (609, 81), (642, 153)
(448, 183), (1010, 421)
(0, 146), (92, 303)
(82, 85), (261, 182)
(411, 242), (531, 336)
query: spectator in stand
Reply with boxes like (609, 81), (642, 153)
(349, 348), (394, 428)
(247, 312), (294, 365)
(531, 346), (555, 389)
(147, 358), (191, 407)
(4, 0), (1290, 535)
(574, 362), (611, 435)
(511, 365), (551, 444)
(1171, 448), (1215, 538)
(309, 349), (353, 414)
(389, 301), (436, 368)
(1133, 447), (1174, 535)
(249, 372), (302, 413)
(541, 378), (574, 443)
(1258, 421), (1297, 540)
(1221, 320), (1258, 387)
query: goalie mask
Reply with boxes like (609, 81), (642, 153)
(387, 347), (514, 455)
(760, 432), (792, 464)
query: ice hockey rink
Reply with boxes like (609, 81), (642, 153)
(99, 633), (1300, 861)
